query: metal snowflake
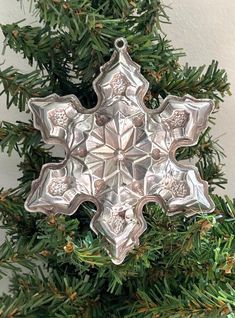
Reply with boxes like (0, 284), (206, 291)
(25, 38), (214, 264)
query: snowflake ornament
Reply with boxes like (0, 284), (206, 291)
(25, 38), (214, 264)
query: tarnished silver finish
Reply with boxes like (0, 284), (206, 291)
(25, 38), (215, 264)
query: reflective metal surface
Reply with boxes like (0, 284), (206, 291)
(25, 38), (215, 264)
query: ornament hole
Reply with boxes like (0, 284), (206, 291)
(115, 38), (126, 50)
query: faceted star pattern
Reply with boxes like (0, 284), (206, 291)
(25, 38), (215, 264)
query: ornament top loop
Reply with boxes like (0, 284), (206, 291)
(114, 37), (127, 51)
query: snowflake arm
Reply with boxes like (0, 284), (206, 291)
(25, 158), (95, 215)
(156, 94), (214, 151)
(29, 94), (83, 148)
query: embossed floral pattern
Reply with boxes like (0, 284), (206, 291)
(110, 72), (130, 95)
(48, 109), (69, 128)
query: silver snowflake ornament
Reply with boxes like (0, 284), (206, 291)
(25, 38), (214, 264)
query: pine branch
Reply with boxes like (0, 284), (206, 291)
(0, 121), (41, 156)
(0, 192), (40, 237)
(150, 60), (231, 106)
(126, 282), (234, 318)
(1, 23), (78, 93)
(0, 66), (49, 111)
(0, 268), (99, 318)
(33, 0), (169, 32)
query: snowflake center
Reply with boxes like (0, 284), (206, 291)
(114, 149), (125, 160)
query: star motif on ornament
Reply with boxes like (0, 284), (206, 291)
(25, 38), (214, 264)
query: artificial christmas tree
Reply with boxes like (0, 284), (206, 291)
(0, 1), (234, 317)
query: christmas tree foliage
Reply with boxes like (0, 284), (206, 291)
(0, 1), (234, 317)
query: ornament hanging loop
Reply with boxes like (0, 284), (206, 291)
(114, 37), (127, 51)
